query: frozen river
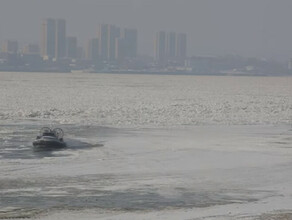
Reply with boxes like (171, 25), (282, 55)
(0, 72), (291, 219)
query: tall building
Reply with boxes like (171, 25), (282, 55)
(98, 24), (137, 62)
(98, 24), (109, 61)
(108, 25), (120, 61)
(176, 33), (187, 60)
(55, 19), (66, 60)
(154, 31), (166, 62)
(41, 18), (66, 60)
(166, 32), (176, 59)
(76, 46), (84, 60)
(288, 58), (292, 70)
(123, 28), (138, 58)
(115, 28), (138, 61)
(2, 40), (18, 54)
(66, 37), (77, 59)
(41, 18), (56, 59)
(85, 38), (99, 62)
(155, 31), (187, 63)
(115, 38), (126, 61)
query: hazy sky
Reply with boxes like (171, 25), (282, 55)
(1, 0), (292, 60)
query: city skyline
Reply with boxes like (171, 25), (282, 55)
(1, 17), (188, 62)
(1, 2), (292, 219)
(1, 0), (292, 61)
(155, 31), (187, 63)
(0, 16), (291, 76)
(2, 21), (188, 61)
(37, 19), (140, 62)
(3, 18), (187, 63)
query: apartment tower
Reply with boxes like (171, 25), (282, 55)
(55, 19), (66, 60)
(98, 24), (109, 61)
(154, 31), (166, 62)
(166, 32), (176, 59)
(41, 18), (56, 59)
(66, 37), (77, 59)
(41, 18), (66, 60)
(176, 33), (187, 59)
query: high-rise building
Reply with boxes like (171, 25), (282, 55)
(115, 28), (138, 61)
(155, 31), (187, 63)
(55, 19), (66, 60)
(85, 38), (99, 62)
(22, 44), (40, 55)
(98, 24), (137, 62)
(176, 33), (187, 60)
(66, 37), (77, 59)
(123, 28), (137, 58)
(166, 32), (176, 59)
(288, 58), (292, 70)
(115, 38), (126, 61)
(154, 31), (166, 62)
(98, 24), (109, 61)
(41, 18), (66, 60)
(76, 46), (84, 60)
(2, 40), (18, 54)
(108, 25), (120, 61)
(41, 18), (56, 59)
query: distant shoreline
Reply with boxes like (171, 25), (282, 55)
(0, 70), (291, 77)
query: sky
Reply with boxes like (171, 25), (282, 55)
(0, 0), (292, 60)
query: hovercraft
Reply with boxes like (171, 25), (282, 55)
(33, 127), (66, 149)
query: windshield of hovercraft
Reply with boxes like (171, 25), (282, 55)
(39, 127), (64, 139)
(43, 132), (55, 136)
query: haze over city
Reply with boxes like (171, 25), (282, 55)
(1, 1), (292, 220)
(1, 0), (292, 60)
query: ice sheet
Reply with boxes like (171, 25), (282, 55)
(0, 72), (291, 127)
(0, 125), (292, 219)
(0, 72), (292, 219)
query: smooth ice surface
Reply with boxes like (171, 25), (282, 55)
(0, 72), (292, 219)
